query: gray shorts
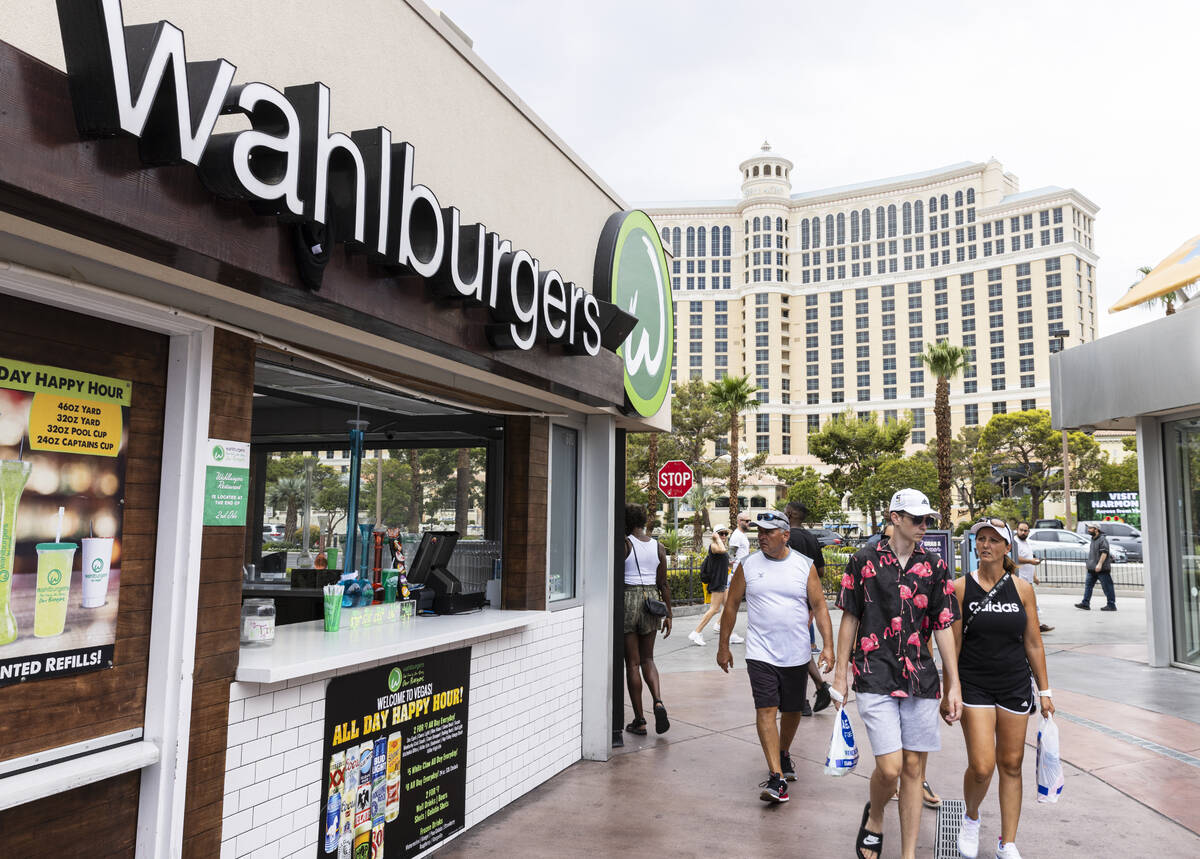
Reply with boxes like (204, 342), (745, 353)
(855, 692), (942, 756)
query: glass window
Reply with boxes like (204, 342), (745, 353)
(548, 425), (579, 602)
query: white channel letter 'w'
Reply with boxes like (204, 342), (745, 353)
(624, 235), (666, 377)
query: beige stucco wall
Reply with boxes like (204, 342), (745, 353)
(3, 0), (623, 291)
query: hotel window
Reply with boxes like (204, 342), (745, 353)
(964, 380), (977, 393)
(1021, 375), (1035, 388)
(993, 401), (1007, 415)
(1021, 399), (1036, 410)
(1018, 326), (1033, 340)
(965, 404), (979, 425)
(1019, 358), (1035, 373)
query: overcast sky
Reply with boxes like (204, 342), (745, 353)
(433, 0), (1197, 337)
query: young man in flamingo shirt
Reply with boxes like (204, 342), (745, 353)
(831, 488), (962, 859)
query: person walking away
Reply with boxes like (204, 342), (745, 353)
(1076, 523), (1116, 611)
(832, 488), (962, 859)
(715, 510), (834, 803)
(690, 528), (732, 645)
(1014, 522), (1052, 632)
(623, 504), (673, 736)
(948, 518), (1055, 859)
(717, 511), (752, 643)
(784, 501), (833, 713)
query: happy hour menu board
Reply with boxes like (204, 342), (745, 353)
(319, 648), (470, 858)
(0, 358), (130, 687)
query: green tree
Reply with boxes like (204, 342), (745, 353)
(624, 432), (653, 511)
(772, 465), (843, 524)
(1096, 436), (1139, 492)
(930, 426), (999, 519)
(808, 410), (911, 527)
(709, 375), (760, 526)
(977, 410), (1104, 520)
(921, 341), (971, 526)
(359, 456), (414, 527)
(1129, 264), (1192, 316)
(854, 455), (939, 523)
(265, 474), (305, 542)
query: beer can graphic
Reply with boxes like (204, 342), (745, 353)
(385, 732), (402, 822)
(340, 756), (358, 859)
(324, 789), (341, 854)
(358, 742), (374, 784)
(370, 817), (385, 859)
(372, 736), (387, 781)
(352, 826), (370, 859)
(371, 776), (386, 821)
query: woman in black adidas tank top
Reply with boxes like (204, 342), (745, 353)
(944, 519), (1053, 859)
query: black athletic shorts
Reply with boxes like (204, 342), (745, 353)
(708, 571), (729, 593)
(746, 659), (810, 712)
(961, 675), (1035, 715)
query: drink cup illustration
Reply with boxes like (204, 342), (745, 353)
(34, 542), (76, 638)
(81, 537), (114, 608)
(0, 460), (32, 645)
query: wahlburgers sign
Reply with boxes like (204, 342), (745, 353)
(55, 0), (632, 357)
(594, 211), (674, 417)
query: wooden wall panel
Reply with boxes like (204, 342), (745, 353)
(0, 295), (168, 852)
(502, 417), (549, 610)
(181, 328), (255, 857)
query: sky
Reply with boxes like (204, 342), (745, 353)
(432, 0), (1199, 338)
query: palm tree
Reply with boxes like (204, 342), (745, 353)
(265, 475), (305, 543)
(921, 342), (971, 527)
(1131, 264), (1191, 316)
(709, 375), (759, 524)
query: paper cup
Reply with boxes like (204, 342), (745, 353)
(81, 537), (114, 608)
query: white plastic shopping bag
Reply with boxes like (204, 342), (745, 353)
(1036, 714), (1064, 803)
(824, 705), (859, 776)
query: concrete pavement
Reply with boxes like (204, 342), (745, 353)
(435, 593), (1200, 857)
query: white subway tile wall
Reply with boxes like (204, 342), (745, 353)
(220, 608), (584, 859)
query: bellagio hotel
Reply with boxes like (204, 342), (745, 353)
(642, 144), (1099, 475)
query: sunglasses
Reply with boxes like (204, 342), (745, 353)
(977, 517), (1008, 530)
(899, 512), (937, 528)
(756, 512), (788, 524)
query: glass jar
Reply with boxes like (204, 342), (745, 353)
(241, 598), (276, 646)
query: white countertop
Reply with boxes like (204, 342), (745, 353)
(235, 609), (547, 684)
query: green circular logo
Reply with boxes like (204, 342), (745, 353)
(92, 557), (104, 574)
(606, 211), (674, 417)
(388, 667), (402, 692)
(48, 568), (63, 586)
(0, 569), (8, 583)
(212, 445), (225, 461)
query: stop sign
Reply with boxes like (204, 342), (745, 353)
(657, 460), (694, 499)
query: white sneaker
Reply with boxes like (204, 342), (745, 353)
(994, 840), (1022, 859)
(728, 632), (745, 644)
(958, 813), (980, 858)
(687, 630), (706, 646)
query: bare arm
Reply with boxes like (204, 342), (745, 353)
(1017, 577), (1054, 717)
(715, 565), (746, 672)
(807, 567), (834, 673)
(831, 610), (860, 706)
(710, 533), (727, 553)
(656, 542), (672, 638)
(933, 624), (961, 723)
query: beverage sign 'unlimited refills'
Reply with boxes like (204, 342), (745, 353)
(0, 358), (131, 687)
(319, 649), (470, 859)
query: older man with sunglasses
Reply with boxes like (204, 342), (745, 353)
(832, 488), (962, 859)
(716, 510), (835, 804)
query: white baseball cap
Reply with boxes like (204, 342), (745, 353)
(888, 488), (935, 516)
(970, 517), (1013, 546)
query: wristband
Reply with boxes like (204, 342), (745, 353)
(1036, 689), (1053, 697)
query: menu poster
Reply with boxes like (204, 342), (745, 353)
(920, 530), (952, 565)
(318, 648), (471, 859)
(203, 439), (250, 526)
(0, 358), (130, 687)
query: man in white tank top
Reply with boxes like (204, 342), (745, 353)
(716, 510), (835, 803)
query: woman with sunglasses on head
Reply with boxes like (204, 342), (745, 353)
(945, 519), (1053, 859)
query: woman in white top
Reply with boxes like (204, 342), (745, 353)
(623, 504), (672, 735)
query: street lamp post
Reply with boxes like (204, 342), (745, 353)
(1050, 328), (1072, 528)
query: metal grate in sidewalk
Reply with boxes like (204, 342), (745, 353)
(934, 798), (965, 859)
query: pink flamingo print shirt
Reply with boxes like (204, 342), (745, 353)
(836, 538), (959, 698)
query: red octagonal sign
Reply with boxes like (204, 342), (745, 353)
(657, 460), (694, 499)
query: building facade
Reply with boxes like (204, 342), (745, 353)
(644, 146), (1100, 485)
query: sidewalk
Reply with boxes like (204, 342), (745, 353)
(436, 594), (1200, 857)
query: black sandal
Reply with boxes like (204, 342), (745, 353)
(653, 700), (670, 734)
(624, 717), (647, 736)
(855, 801), (883, 859)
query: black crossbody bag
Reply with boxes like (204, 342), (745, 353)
(631, 539), (668, 617)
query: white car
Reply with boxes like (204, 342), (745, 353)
(1025, 528), (1128, 563)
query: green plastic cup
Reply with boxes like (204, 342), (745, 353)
(323, 592), (343, 632)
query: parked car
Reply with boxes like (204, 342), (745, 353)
(1026, 528), (1128, 563)
(1033, 519), (1064, 529)
(805, 528), (844, 547)
(262, 524), (286, 543)
(1075, 520), (1143, 562)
